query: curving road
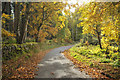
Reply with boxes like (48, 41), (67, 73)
(35, 45), (91, 79)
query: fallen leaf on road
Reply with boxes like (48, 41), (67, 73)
(51, 72), (55, 75)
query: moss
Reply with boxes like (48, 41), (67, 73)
(2, 43), (38, 60)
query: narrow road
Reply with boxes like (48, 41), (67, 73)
(35, 45), (91, 79)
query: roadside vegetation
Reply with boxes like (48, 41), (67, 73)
(2, 2), (76, 79)
(2, 1), (120, 79)
(63, 42), (119, 79)
(63, 1), (120, 79)
(2, 42), (75, 79)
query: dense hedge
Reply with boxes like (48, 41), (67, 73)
(2, 42), (38, 60)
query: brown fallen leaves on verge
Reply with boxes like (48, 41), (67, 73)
(2, 49), (52, 79)
(62, 50), (120, 79)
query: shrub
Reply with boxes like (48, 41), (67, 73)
(113, 59), (120, 67)
(100, 58), (111, 63)
(2, 37), (16, 44)
(25, 38), (35, 42)
(89, 62), (94, 67)
(111, 53), (118, 60)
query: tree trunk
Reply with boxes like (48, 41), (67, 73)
(2, 2), (13, 32)
(19, 3), (31, 44)
(72, 26), (74, 41)
(118, 32), (120, 66)
(35, 23), (42, 42)
(14, 3), (30, 44)
(35, 36), (39, 42)
(35, 6), (45, 42)
(96, 27), (102, 49)
(76, 26), (77, 41)
(23, 19), (28, 43)
(14, 2), (20, 44)
(2, 2), (11, 14)
(97, 32), (102, 49)
(117, 4), (120, 66)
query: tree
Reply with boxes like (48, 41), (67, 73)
(14, 2), (31, 44)
(29, 2), (66, 42)
(2, 2), (13, 32)
(78, 2), (119, 57)
(65, 9), (82, 41)
(78, 2), (106, 49)
(14, 2), (20, 43)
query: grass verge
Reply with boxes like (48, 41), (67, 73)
(62, 43), (120, 79)
(2, 42), (75, 79)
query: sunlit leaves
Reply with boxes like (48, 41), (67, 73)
(38, 30), (48, 42)
(65, 27), (71, 39)
(2, 13), (11, 24)
(2, 29), (16, 37)
(28, 2), (66, 42)
(77, 2), (119, 54)
(2, 13), (10, 19)
(64, 9), (70, 15)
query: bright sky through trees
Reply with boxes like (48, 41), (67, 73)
(66, 0), (91, 12)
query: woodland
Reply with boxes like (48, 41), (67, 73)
(2, 1), (120, 79)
